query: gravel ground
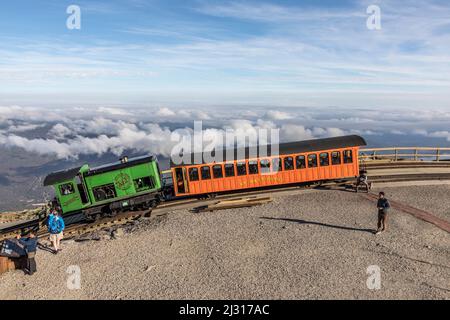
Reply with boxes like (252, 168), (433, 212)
(375, 185), (450, 221)
(0, 187), (449, 300)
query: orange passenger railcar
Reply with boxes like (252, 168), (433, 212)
(170, 135), (366, 197)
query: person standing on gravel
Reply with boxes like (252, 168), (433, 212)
(376, 192), (390, 234)
(16, 232), (38, 275)
(48, 209), (65, 254)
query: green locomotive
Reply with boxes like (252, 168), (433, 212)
(43, 155), (162, 219)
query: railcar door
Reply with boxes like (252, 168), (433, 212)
(174, 167), (189, 195)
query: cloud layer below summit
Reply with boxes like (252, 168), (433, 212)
(1, 105), (450, 159)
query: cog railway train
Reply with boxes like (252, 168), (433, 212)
(44, 135), (367, 220)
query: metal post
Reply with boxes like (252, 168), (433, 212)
(414, 149), (418, 161)
(437, 148), (440, 162)
(395, 149), (398, 161)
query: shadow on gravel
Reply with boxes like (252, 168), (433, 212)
(313, 185), (361, 193)
(37, 242), (56, 254)
(260, 217), (375, 233)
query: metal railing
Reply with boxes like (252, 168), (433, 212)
(359, 147), (450, 162)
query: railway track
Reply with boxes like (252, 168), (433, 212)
(2, 161), (450, 242)
(0, 210), (148, 242)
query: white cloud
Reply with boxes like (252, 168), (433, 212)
(8, 123), (44, 132)
(265, 110), (293, 120)
(97, 107), (132, 116)
(156, 107), (177, 117)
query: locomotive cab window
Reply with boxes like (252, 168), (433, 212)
(248, 161), (258, 174)
(343, 150), (353, 163)
(237, 162), (247, 176)
(284, 157), (294, 170)
(134, 176), (155, 192)
(188, 168), (199, 181)
(260, 159), (271, 174)
(272, 158), (282, 172)
(213, 165), (223, 179)
(308, 154), (318, 168)
(319, 153), (329, 166)
(224, 164), (235, 177)
(59, 182), (75, 195)
(331, 151), (341, 165)
(296, 155), (306, 169)
(201, 166), (211, 180)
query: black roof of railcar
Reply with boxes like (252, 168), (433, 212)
(43, 155), (155, 186)
(170, 135), (366, 167)
(43, 166), (82, 186)
(84, 155), (155, 177)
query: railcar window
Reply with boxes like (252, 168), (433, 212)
(308, 154), (318, 168)
(188, 168), (199, 181)
(213, 165), (224, 179)
(237, 162), (247, 176)
(224, 164), (235, 177)
(272, 158), (282, 172)
(201, 166), (211, 180)
(284, 157), (294, 170)
(296, 155), (306, 169)
(343, 150), (353, 163)
(260, 159), (271, 174)
(59, 183), (75, 195)
(93, 184), (117, 201)
(319, 153), (330, 166)
(331, 151), (341, 165)
(248, 161), (259, 174)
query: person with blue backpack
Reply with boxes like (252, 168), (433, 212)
(48, 208), (65, 254)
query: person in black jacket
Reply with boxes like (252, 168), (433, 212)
(16, 232), (38, 275)
(376, 192), (390, 234)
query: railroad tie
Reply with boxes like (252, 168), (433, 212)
(360, 193), (450, 233)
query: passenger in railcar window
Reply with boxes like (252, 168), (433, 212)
(213, 165), (223, 178)
(248, 161), (258, 174)
(343, 150), (353, 163)
(319, 153), (330, 166)
(176, 171), (184, 187)
(331, 151), (341, 165)
(272, 158), (282, 172)
(224, 163), (235, 177)
(284, 157), (294, 170)
(237, 162), (247, 175)
(201, 166), (211, 180)
(189, 168), (199, 181)
(260, 159), (271, 174)
(308, 154), (318, 168)
(296, 155), (306, 169)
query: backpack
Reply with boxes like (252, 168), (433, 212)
(56, 217), (65, 233)
(47, 215), (58, 234)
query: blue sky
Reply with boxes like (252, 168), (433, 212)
(1, 0), (450, 108)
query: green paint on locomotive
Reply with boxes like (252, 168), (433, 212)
(44, 156), (162, 215)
